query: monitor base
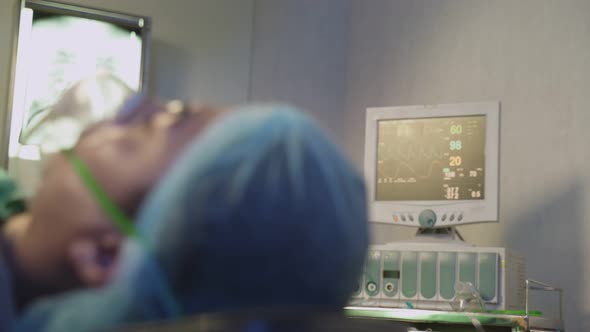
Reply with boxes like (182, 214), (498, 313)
(381, 227), (475, 248)
(416, 227), (464, 241)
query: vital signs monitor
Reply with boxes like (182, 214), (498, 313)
(363, 102), (500, 228)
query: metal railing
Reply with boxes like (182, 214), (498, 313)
(525, 279), (564, 330)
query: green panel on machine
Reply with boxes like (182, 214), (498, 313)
(402, 252), (418, 298)
(382, 251), (400, 297)
(478, 253), (498, 302)
(458, 253), (477, 285)
(439, 252), (457, 300)
(420, 252), (437, 299)
(365, 250), (381, 297)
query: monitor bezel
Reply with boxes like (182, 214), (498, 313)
(364, 102), (500, 227)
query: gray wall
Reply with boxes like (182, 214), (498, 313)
(346, 0), (590, 329)
(0, 0), (254, 145)
(249, 0), (351, 141)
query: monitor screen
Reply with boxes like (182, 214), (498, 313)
(376, 116), (486, 201)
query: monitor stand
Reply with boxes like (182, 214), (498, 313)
(416, 227), (465, 242)
(381, 227), (475, 249)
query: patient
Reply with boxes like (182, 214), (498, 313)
(1, 84), (368, 331)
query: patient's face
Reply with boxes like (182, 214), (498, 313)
(19, 99), (223, 291)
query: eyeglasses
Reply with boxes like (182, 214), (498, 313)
(115, 94), (190, 125)
(61, 148), (138, 239)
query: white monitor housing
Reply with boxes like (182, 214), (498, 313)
(364, 102), (500, 229)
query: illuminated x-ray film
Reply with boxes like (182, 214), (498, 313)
(19, 14), (143, 148)
(6, 1), (149, 195)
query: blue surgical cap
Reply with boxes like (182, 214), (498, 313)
(16, 104), (369, 331)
